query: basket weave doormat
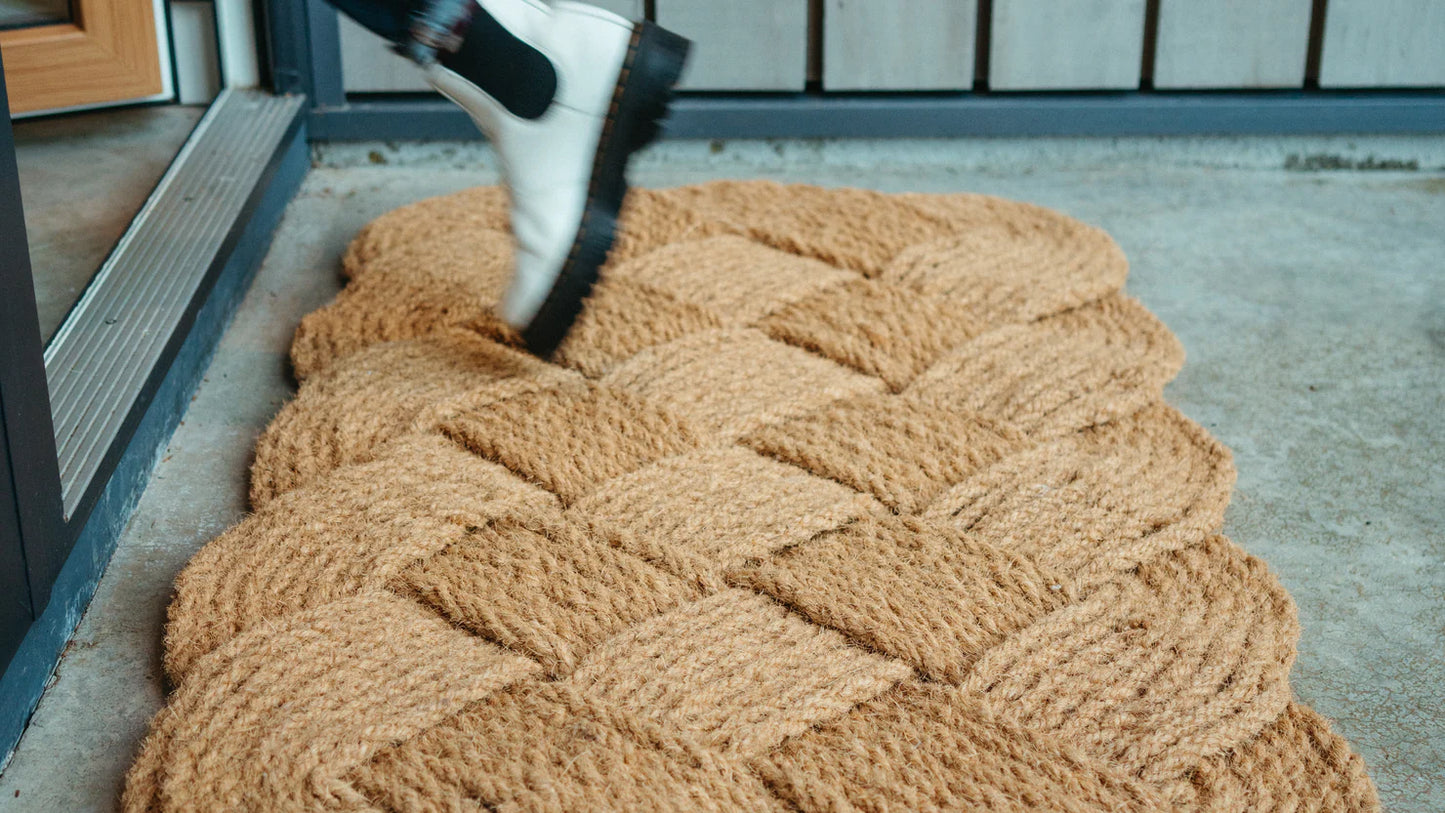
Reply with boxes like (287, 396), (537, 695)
(126, 181), (1377, 812)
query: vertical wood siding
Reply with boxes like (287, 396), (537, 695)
(1153, 0), (1313, 89)
(586, 0), (644, 18)
(654, 0), (810, 90)
(338, 15), (430, 92)
(823, 0), (977, 91)
(1320, 0), (1445, 87)
(334, 0), (1440, 96)
(989, 0), (1147, 90)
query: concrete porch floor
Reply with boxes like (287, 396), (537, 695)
(14, 105), (205, 342)
(0, 137), (1441, 811)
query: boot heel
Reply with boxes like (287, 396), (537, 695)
(625, 23), (692, 151)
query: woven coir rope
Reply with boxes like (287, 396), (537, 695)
(125, 181), (1378, 812)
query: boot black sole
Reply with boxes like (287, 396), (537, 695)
(519, 22), (692, 358)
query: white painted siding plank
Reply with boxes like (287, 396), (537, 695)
(1320, 0), (1445, 88)
(338, 13), (430, 92)
(655, 0), (809, 90)
(215, 0), (262, 88)
(824, 0), (976, 91)
(173, 1), (222, 103)
(588, 0), (643, 18)
(989, 0), (1146, 91)
(1154, 0), (1312, 89)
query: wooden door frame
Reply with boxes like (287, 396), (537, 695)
(1, 0), (166, 113)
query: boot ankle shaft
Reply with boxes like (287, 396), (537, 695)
(435, 3), (558, 120)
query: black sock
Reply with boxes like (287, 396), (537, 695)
(439, 6), (557, 120)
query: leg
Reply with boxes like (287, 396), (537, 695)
(321, 0), (692, 357)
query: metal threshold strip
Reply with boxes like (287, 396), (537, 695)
(43, 90), (305, 517)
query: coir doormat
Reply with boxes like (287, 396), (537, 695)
(125, 181), (1378, 811)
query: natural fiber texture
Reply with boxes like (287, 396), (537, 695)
(127, 181), (1377, 812)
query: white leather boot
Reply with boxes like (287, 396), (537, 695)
(424, 0), (690, 356)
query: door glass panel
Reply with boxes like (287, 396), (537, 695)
(13, 105), (204, 342)
(0, 0), (70, 30)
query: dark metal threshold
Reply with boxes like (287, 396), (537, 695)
(309, 90), (1445, 141)
(46, 90), (305, 520)
(0, 89), (309, 768)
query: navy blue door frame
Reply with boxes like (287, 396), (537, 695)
(1, 46), (307, 762)
(0, 57), (67, 674)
